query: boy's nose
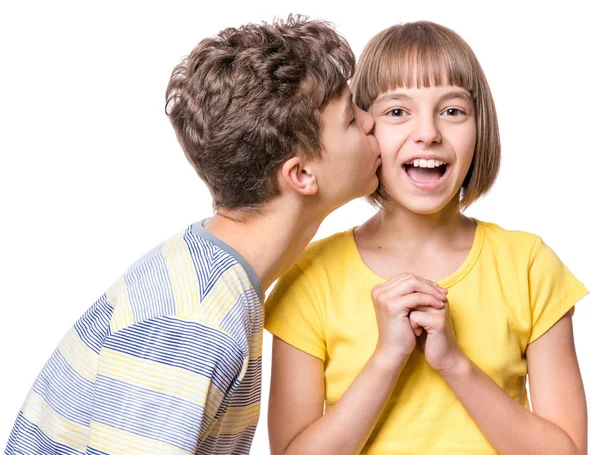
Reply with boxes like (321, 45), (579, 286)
(360, 109), (375, 135)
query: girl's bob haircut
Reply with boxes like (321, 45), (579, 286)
(351, 21), (501, 210)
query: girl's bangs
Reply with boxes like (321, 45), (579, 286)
(379, 43), (478, 99)
(354, 25), (481, 109)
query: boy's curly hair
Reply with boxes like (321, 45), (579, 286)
(166, 15), (355, 211)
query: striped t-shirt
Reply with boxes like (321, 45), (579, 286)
(5, 222), (264, 455)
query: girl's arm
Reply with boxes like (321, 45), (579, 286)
(268, 273), (448, 455)
(413, 308), (587, 455)
(268, 337), (406, 455)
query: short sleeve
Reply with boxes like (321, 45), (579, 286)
(265, 264), (326, 361)
(528, 237), (589, 344)
(87, 316), (245, 454)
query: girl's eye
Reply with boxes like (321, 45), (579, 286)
(442, 108), (464, 116)
(387, 108), (407, 117)
(349, 118), (357, 126)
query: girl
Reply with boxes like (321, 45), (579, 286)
(264, 21), (588, 455)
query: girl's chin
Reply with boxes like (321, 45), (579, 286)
(384, 191), (460, 215)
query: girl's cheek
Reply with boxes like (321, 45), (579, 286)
(373, 124), (391, 143)
(375, 131), (403, 155)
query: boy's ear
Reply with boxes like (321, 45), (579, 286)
(280, 156), (318, 196)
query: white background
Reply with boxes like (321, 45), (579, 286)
(1, 1), (598, 453)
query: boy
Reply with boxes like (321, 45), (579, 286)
(5, 15), (380, 455)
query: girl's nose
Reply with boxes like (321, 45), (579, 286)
(412, 116), (441, 145)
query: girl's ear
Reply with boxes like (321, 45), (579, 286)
(280, 156), (318, 196)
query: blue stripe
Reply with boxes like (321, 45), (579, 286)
(105, 317), (244, 394)
(5, 223), (263, 455)
(124, 244), (177, 322)
(199, 425), (257, 454)
(5, 412), (83, 455)
(244, 288), (264, 331)
(228, 358), (262, 406)
(91, 375), (205, 452)
(31, 348), (94, 426)
(185, 231), (239, 301)
(85, 449), (110, 455)
(220, 295), (252, 350)
(73, 294), (112, 354)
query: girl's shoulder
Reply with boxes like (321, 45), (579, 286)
(477, 219), (541, 252)
(295, 228), (358, 272)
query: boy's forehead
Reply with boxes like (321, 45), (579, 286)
(343, 87), (353, 112)
(323, 84), (352, 113)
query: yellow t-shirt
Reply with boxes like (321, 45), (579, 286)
(265, 220), (588, 455)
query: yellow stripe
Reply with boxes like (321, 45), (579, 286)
(249, 333), (263, 360)
(88, 421), (192, 455)
(162, 235), (200, 316)
(231, 264), (253, 289)
(202, 274), (231, 319)
(98, 349), (224, 415)
(206, 285), (232, 323)
(239, 357), (249, 381)
(57, 328), (99, 382)
(228, 265), (253, 298)
(21, 390), (89, 451)
(212, 270), (243, 322)
(107, 275), (134, 332)
(199, 268), (244, 325)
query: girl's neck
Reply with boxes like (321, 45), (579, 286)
(354, 197), (478, 282)
(361, 199), (473, 250)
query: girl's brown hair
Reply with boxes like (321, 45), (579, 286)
(351, 21), (500, 209)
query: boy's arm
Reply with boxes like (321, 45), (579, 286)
(86, 316), (244, 455)
(440, 312), (586, 455)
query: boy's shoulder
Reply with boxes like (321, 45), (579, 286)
(104, 223), (249, 324)
(119, 223), (241, 286)
(114, 225), (199, 286)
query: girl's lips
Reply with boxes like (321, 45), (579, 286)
(403, 163), (451, 191)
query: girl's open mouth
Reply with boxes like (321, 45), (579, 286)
(403, 158), (449, 190)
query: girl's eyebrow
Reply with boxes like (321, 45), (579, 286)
(373, 89), (473, 106)
(438, 90), (473, 104)
(373, 93), (412, 106)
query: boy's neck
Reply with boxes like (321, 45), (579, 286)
(202, 200), (325, 295)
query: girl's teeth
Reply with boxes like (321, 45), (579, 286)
(411, 159), (446, 168)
